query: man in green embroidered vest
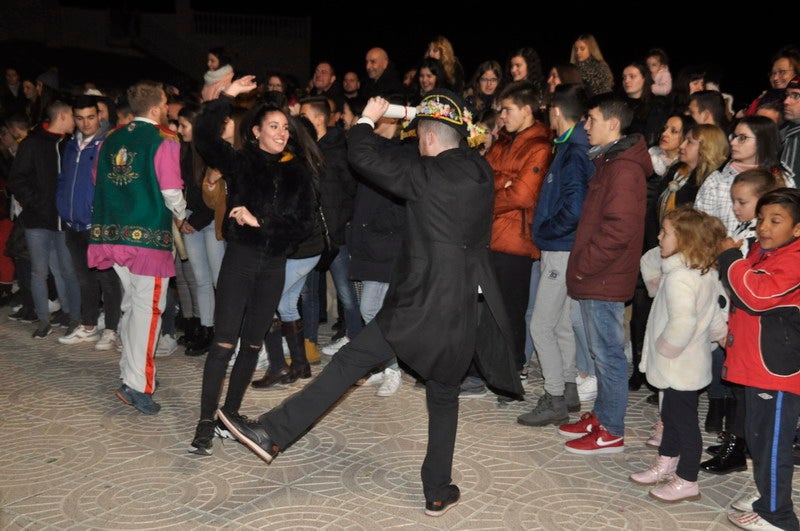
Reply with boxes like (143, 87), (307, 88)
(88, 80), (186, 415)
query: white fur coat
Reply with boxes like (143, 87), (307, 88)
(638, 247), (728, 391)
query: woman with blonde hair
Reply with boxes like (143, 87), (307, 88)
(570, 34), (614, 97)
(425, 35), (464, 94)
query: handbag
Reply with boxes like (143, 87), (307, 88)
(314, 204), (339, 272)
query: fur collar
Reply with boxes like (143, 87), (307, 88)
(204, 64), (234, 85)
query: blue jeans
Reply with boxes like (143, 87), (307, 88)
(579, 299), (627, 436)
(183, 223), (226, 327)
(359, 280), (396, 369)
(360, 280), (389, 323)
(25, 228), (81, 322)
(572, 298), (594, 376)
(303, 245), (363, 343)
(280, 256), (320, 321)
(327, 245), (363, 338)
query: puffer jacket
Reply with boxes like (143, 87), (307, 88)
(486, 121), (553, 258)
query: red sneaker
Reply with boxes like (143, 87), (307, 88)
(564, 425), (624, 455)
(558, 412), (600, 440)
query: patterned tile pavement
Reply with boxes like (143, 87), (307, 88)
(0, 307), (795, 530)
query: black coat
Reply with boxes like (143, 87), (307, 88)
(347, 122), (524, 395)
(318, 126), (357, 245)
(8, 124), (68, 230)
(194, 95), (315, 256)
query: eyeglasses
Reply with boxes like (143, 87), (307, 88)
(479, 77), (499, 84)
(769, 69), (794, 77)
(729, 133), (756, 143)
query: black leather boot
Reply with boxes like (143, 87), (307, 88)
(185, 326), (214, 356)
(700, 433), (747, 474)
(628, 348), (644, 391)
(704, 397), (725, 433)
(251, 318), (287, 388)
(282, 319), (311, 382)
(179, 316), (201, 346)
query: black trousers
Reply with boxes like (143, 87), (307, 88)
(259, 319), (462, 503)
(490, 250), (532, 370)
(659, 388), (702, 481)
(746, 386), (800, 531)
(200, 242), (285, 420)
(65, 228), (122, 329)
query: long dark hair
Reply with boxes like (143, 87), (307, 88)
(178, 102), (206, 185)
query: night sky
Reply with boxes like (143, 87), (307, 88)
(56, 3), (790, 109)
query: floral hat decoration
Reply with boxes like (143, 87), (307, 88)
(405, 89), (486, 148)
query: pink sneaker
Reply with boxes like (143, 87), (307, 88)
(558, 412), (600, 440)
(649, 476), (700, 503)
(564, 425), (624, 455)
(629, 454), (677, 485)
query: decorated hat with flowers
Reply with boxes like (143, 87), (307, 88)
(405, 89), (486, 148)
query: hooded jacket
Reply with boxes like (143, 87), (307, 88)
(567, 134), (652, 301)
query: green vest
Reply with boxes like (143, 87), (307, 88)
(90, 121), (176, 251)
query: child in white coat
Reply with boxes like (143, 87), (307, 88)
(629, 206), (729, 502)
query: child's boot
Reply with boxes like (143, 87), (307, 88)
(649, 476), (700, 503)
(629, 454), (678, 485)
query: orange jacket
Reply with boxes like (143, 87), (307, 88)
(486, 122), (553, 258)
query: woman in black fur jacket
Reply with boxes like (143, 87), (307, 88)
(188, 75), (322, 456)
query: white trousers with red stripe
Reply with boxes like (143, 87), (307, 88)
(113, 265), (168, 394)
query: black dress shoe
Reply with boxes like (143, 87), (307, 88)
(425, 484), (460, 517)
(289, 364), (311, 381)
(216, 409), (280, 464)
(251, 367), (291, 388)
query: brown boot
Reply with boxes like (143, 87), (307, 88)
(305, 339), (321, 365)
(251, 367), (291, 388)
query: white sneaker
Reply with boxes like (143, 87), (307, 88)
(376, 368), (402, 397)
(155, 334), (178, 357)
(576, 375), (598, 402)
(95, 329), (118, 351)
(58, 324), (100, 345)
(361, 371), (385, 386)
(255, 345), (269, 371)
(321, 336), (349, 356)
(732, 491), (761, 512)
(48, 299), (61, 313)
